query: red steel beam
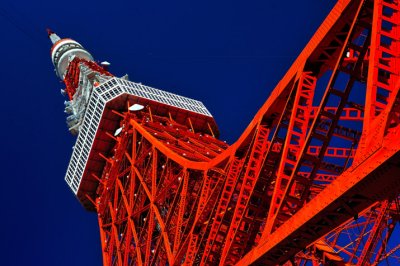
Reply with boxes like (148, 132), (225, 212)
(237, 137), (400, 265)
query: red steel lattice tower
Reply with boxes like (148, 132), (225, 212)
(49, 0), (400, 265)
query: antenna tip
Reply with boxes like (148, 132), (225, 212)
(46, 28), (55, 37)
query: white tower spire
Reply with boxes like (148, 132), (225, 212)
(47, 29), (94, 78)
(47, 28), (61, 44)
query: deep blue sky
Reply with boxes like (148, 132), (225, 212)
(0, 1), (335, 265)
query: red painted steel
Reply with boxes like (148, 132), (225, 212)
(57, 0), (400, 265)
(293, 198), (400, 265)
(63, 57), (113, 100)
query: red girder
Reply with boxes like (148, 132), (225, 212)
(264, 71), (316, 238)
(61, 0), (400, 265)
(63, 57), (113, 100)
(356, 200), (390, 265)
(310, 106), (364, 121)
(220, 125), (270, 265)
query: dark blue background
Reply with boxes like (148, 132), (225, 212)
(0, 1), (335, 265)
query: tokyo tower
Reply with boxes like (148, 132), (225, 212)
(49, 0), (400, 265)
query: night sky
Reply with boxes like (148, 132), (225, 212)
(0, 1), (335, 265)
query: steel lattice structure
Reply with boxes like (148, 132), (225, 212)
(49, 0), (400, 265)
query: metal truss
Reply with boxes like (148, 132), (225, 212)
(58, 0), (400, 265)
(96, 111), (228, 265)
(293, 198), (400, 265)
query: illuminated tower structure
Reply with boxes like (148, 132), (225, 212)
(50, 0), (400, 265)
